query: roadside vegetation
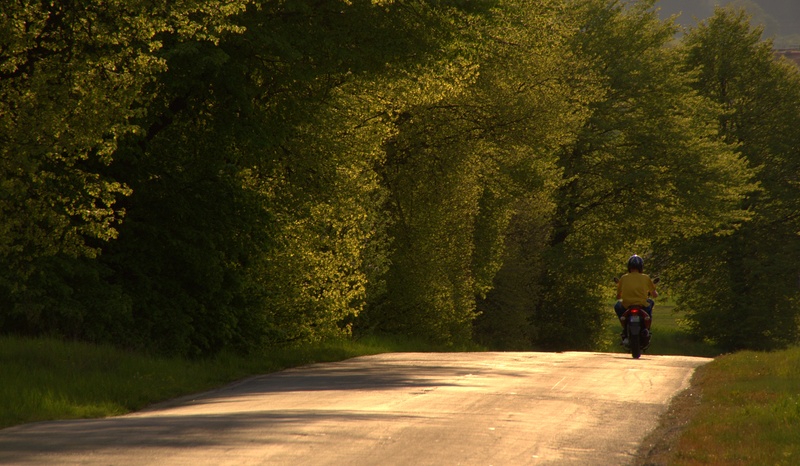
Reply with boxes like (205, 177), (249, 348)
(0, 334), (468, 429)
(674, 348), (800, 465)
(638, 347), (800, 466)
(3, 0), (799, 360)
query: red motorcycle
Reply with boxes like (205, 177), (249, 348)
(620, 305), (651, 359)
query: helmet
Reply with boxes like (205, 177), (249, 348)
(627, 255), (644, 272)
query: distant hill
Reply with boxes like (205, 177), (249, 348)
(653, 0), (800, 47)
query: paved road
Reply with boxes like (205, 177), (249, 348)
(0, 352), (709, 465)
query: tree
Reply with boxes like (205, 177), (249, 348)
(667, 6), (800, 350)
(97, 0), (457, 354)
(0, 0), (250, 343)
(368, 0), (595, 346)
(526, 0), (754, 350)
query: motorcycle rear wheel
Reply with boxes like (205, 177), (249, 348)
(630, 334), (641, 359)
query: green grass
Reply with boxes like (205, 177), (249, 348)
(597, 299), (724, 357)
(0, 334), (457, 429)
(663, 347), (800, 465)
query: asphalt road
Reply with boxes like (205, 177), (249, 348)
(0, 352), (710, 465)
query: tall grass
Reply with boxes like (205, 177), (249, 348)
(0, 335), (459, 429)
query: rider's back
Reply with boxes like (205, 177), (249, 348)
(618, 271), (655, 308)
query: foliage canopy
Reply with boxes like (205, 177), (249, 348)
(1, 0), (797, 355)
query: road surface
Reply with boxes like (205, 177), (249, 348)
(0, 352), (709, 465)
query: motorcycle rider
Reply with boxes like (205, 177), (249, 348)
(615, 254), (658, 345)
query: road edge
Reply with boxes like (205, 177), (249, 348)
(633, 363), (708, 465)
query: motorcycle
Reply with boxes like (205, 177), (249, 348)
(614, 277), (658, 359)
(620, 305), (651, 359)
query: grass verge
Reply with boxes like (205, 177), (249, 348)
(0, 334), (460, 430)
(637, 347), (800, 465)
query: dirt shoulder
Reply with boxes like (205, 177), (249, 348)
(634, 371), (706, 465)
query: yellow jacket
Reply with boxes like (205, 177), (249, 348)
(616, 271), (657, 308)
